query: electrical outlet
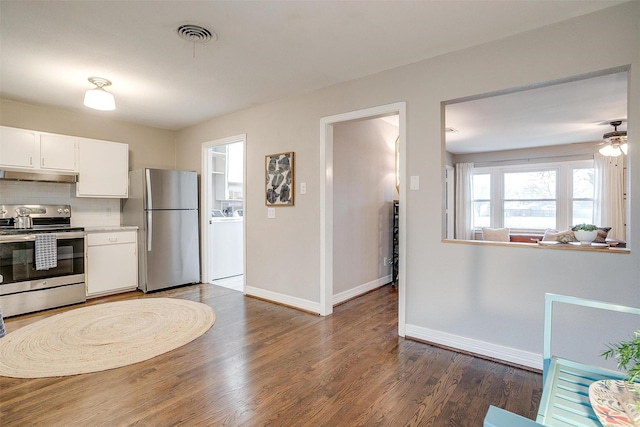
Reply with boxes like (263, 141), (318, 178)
(106, 207), (112, 216)
(267, 208), (276, 218)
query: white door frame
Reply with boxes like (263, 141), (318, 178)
(201, 134), (247, 285)
(320, 102), (407, 337)
(445, 165), (454, 239)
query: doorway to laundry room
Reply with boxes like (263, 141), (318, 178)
(201, 135), (245, 292)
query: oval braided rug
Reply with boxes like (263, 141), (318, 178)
(0, 298), (215, 378)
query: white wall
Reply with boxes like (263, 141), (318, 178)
(174, 2), (640, 369)
(332, 118), (398, 303)
(0, 180), (120, 227)
(0, 98), (177, 226)
(0, 99), (176, 171)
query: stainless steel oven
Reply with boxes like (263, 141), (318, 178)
(0, 205), (86, 317)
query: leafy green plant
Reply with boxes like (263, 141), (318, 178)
(572, 223), (598, 232)
(602, 330), (640, 383)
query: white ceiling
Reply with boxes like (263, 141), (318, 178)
(0, 0), (627, 135)
(445, 71), (628, 154)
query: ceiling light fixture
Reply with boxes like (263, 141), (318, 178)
(84, 77), (116, 111)
(599, 120), (628, 157)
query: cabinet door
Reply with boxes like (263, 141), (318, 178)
(0, 126), (37, 168)
(87, 242), (138, 296)
(40, 133), (77, 171)
(213, 152), (228, 200)
(77, 138), (129, 198)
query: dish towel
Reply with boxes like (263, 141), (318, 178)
(35, 234), (58, 271)
(0, 307), (5, 338)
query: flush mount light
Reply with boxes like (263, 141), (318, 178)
(84, 77), (116, 111)
(599, 120), (627, 157)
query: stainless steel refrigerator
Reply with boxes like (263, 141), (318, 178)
(123, 169), (200, 292)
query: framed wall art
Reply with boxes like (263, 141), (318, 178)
(265, 151), (294, 206)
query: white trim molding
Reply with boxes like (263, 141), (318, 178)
(201, 134), (247, 286)
(245, 286), (321, 314)
(333, 275), (392, 306)
(405, 324), (542, 370)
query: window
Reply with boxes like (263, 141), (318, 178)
(471, 160), (593, 231)
(504, 170), (556, 229)
(472, 173), (490, 228)
(571, 167), (594, 225)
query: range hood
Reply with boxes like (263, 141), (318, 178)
(0, 170), (78, 183)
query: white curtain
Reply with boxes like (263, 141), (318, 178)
(455, 162), (474, 240)
(594, 153), (625, 241)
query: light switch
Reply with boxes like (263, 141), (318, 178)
(300, 182), (307, 194)
(267, 207), (276, 218)
(410, 175), (420, 190)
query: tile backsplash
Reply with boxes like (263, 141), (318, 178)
(0, 181), (121, 226)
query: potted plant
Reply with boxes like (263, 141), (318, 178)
(572, 223), (598, 243)
(603, 330), (640, 384)
(597, 331), (640, 422)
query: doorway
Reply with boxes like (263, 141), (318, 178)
(201, 134), (246, 292)
(320, 102), (406, 337)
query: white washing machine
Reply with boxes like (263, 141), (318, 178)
(209, 217), (243, 280)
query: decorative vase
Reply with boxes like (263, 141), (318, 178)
(574, 229), (597, 243)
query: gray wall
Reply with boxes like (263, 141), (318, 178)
(175, 2), (640, 369)
(333, 118), (398, 300)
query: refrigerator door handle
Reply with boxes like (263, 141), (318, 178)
(145, 168), (153, 210)
(147, 211), (153, 251)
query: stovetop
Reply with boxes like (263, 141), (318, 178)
(0, 204), (83, 236)
(0, 225), (85, 236)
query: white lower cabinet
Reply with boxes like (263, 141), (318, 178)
(86, 230), (138, 297)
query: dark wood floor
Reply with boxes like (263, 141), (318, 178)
(0, 284), (541, 426)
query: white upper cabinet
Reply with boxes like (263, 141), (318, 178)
(40, 133), (77, 171)
(0, 126), (77, 172)
(0, 126), (129, 198)
(0, 126), (38, 169)
(76, 138), (129, 198)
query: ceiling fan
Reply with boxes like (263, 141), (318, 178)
(598, 120), (628, 157)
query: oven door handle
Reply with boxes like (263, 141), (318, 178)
(0, 231), (85, 243)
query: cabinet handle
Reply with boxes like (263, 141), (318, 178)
(42, 158), (45, 166)
(109, 237), (118, 242)
(30, 156), (33, 166)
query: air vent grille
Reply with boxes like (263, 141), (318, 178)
(176, 24), (217, 44)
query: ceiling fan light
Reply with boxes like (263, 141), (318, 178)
(599, 120), (627, 157)
(599, 144), (614, 156)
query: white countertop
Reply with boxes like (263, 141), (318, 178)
(84, 225), (138, 233)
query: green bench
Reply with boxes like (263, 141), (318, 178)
(484, 293), (640, 427)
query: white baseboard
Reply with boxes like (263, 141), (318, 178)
(332, 275), (392, 305)
(245, 286), (321, 314)
(405, 324), (542, 370)
(244, 275), (392, 315)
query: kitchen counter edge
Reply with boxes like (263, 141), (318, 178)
(84, 226), (139, 233)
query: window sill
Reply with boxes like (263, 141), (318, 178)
(442, 238), (630, 253)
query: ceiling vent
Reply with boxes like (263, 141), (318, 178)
(176, 24), (217, 44)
